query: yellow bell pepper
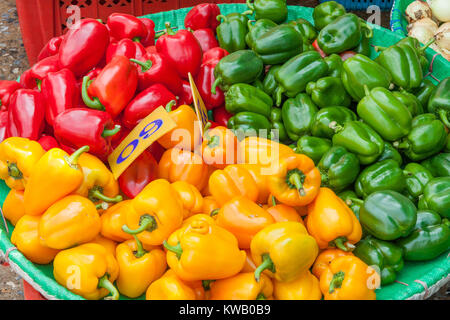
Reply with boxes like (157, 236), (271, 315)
(116, 237), (167, 298)
(273, 270), (322, 300)
(39, 195), (101, 250)
(0, 137), (45, 190)
(251, 221), (319, 282)
(91, 234), (117, 258)
(123, 179), (184, 246)
(11, 215), (60, 264)
(164, 214), (246, 281)
(146, 270), (204, 300)
(172, 181), (204, 219)
(74, 153), (122, 204)
(241, 249), (257, 273)
(209, 272), (273, 300)
(319, 255), (378, 300)
(2, 189), (26, 225)
(311, 248), (354, 279)
(100, 200), (134, 242)
(239, 136), (294, 169)
(24, 146), (89, 216)
(202, 196), (220, 216)
(306, 187), (362, 251)
(53, 243), (119, 300)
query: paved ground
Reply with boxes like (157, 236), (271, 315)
(0, 0), (447, 300)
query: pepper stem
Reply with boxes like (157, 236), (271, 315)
(165, 22), (176, 35)
(165, 100), (177, 112)
(275, 87), (284, 107)
(329, 271), (345, 294)
(130, 59), (153, 72)
(246, 0), (255, 10)
(363, 84), (371, 97)
(289, 172), (306, 197)
(393, 141), (409, 149)
(36, 79), (42, 91)
(211, 77), (221, 95)
(202, 280), (213, 291)
(132, 234), (147, 258)
(418, 37), (435, 54)
(373, 45), (387, 52)
(102, 125), (121, 138)
(346, 197), (364, 206)
(90, 189), (123, 203)
(216, 15), (227, 22)
(271, 195), (277, 207)
(256, 293), (266, 300)
(7, 163), (23, 180)
(254, 253), (275, 282)
(96, 202), (109, 210)
(98, 275), (119, 300)
(163, 240), (183, 259)
(210, 208), (219, 217)
(328, 121), (343, 133)
(66, 146), (89, 166)
(332, 236), (352, 252)
(81, 76), (105, 111)
(438, 109), (450, 128)
(132, 36), (141, 43)
(122, 215), (157, 235)
(242, 10), (253, 16)
(360, 21), (373, 38)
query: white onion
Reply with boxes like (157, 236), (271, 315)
(430, 43), (450, 61)
(405, 1), (432, 23)
(427, 0), (450, 22)
(407, 18), (439, 44)
(435, 22), (450, 53)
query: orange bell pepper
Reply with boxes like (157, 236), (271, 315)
(164, 214), (246, 281)
(202, 196), (220, 216)
(2, 189), (26, 225)
(39, 195), (101, 250)
(241, 249), (257, 273)
(0, 137), (45, 190)
(172, 181), (204, 219)
(209, 272), (273, 300)
(158, 103), (201, 151)
(158, 148), (209, 191)
(307, 187), (362, 251)
(216, 196), (274, 249)
(202, 125), (238, 169)
(124, 179), (184, 246)
(268, 153), (321, 207)
(267, 194), (309, 217)
(146, 270), (205, 300)
(208, 165), (259, 206)
(91, 234), (117, 258)
(239, 136), (293, 170)
(11, 215), (60, 264)
(24, 146), (89, 216)
(100, 200), (134, 242)
(319, 255), (378, 300)
(273, 270), (322, 300)
(265, 203), (303, 224)
(312, 248), (354, 279)
(236, 163), (271, 204)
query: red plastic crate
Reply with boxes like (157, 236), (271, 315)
(17, 0), (244, 66)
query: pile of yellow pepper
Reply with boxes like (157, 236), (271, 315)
(0, 127), (380, 300)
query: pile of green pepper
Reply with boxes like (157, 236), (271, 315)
(211, 0), (450, 287)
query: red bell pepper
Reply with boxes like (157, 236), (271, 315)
(0, 80), (22, 110)
(107, 13), (148, 42)
(178, 80), (193, 106)
(184, 3), (221, 31)
(312, 39), (327, 58)
(37, 36), (64, 62)
(0, 110), (8, 143)
(53, 108), (120, 160)
(195, 58), (224, 110)
(20, 55), (60, 90)
(202, 47), (229, 64)
(59, 18), (110, 77)
(213, 106), (232, 127)
(122, 83), (177, 129)
(156, 23), (203, 79)
(110, 121), (130, 150)
(106, 38), (147, 64)
(131, 52), (183, 95)
(339, 51), (357, 61)
(192, 28), (219, 54)
(145, 46), (157, 54)
(38, 135), (60, 151)
(82, 55), (138, 118)
(140, 18), (156, 47)
(6, 89), (45, 140)
(147, 141), (165, 162)
(118, 150), (158, 199)
(41, 69), (79, 126)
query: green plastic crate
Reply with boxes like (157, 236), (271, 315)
(1, 4), (449, 300)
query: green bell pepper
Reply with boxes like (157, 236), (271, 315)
(262, 65), (281, 100)
(274, 51), (329, 106)
(355, 159), (406, 199)
(403, 163), (434, 202)
(412, 79), (436, 107)
(357, 86), (412, 142)
(312, 0), (346, 30)
(393, 37), (434, 72)
(306, 76), (351, 108)
(253, 24), (303, 65)
(341, 54), (393, 101)
(396, 210), (450, 261)
(447, 134), (450, 152)
(296, 136), (332, 164)
(393, 113), (447, 161)
(288, 18), (317, 43)
(331, 120), (385, 165)
(245, 19), (277, 50)
(269, 108), (289, 143)
(245, 0), (288, 24)
(212, 50), (263, 94)
(317, 13), (373, 55)
(427, 76), (450, 128)
(324, 54), (343, 78)
(418, 177), (450, 219)
(376, 142), (403, 166)
(391, 90), (424, 117)
(353, 236), (404, 286)
(360, 190), (417, 241)
(227, 111), (271, 137)
(224, 83), (272, 118)
(421, 153), (450, 177)
(281, 93), (318, 141)
(318, 146), (360, 192)
(353, 28), (371, 56)
(310, 106), (357, 139)
(216, 14), (248, 53)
